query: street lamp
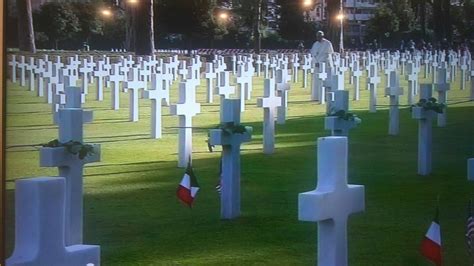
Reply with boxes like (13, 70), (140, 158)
(218, 11), (229, 21)
(303, 0), (313, 8)
(101, 9), (112, 17)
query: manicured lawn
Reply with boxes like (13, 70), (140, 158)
(5, 55), (474, 265)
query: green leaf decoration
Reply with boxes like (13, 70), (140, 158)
(327, 109), (360, 122)
(411, 97), (445, 114)
(218, 122), (248, 135)
(41, 139), (95, 160)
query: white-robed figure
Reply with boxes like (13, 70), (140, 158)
(311, 31), (334, 93)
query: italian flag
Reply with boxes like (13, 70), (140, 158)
(176, 161), (200, 207)
(420, 208), (442, 266)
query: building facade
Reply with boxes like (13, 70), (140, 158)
(306, 0), (380, 45)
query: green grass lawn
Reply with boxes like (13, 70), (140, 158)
(5, 58), (474, 265)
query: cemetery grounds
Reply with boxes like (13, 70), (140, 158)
(4, 51), (474, 265)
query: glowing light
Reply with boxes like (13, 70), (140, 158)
(219, 12), (229, 20)
(336, 14), (344, 20)
(128, 0), (138, 4)
(303, 0), (313, 7)
(101, 9), (112, 17)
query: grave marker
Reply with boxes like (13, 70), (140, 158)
(385, 70), (403, 135)
(40, 87), (100, 245)
(208, 99), (252, 219)
(412, 84), (436, 176)
(298, 136), (365, 266)
(276, 68), (291, 125)
(9, 55), (17, 83)
(7, 177), (100, 266)
(143, 73), (169, 139)
(170, 81), (201, 167)
(325, 91), (361, 136)
(124, 68), (146, 122)
(257, 79), (282, 154)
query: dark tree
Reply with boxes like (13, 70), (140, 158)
(157, 0), (223, 51)
(231, 0), (269, 53)
(276, 0), (316, 41)
(71, 2), (104, 44)
(34, 3), (80, 49)
(16, 0), (36, 53)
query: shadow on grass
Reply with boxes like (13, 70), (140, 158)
(4, 105), (474, 265)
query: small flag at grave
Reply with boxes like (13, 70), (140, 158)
(466, 200), (474, 255)
(176, 160), (200, 207)
(420, 206), (442, 266)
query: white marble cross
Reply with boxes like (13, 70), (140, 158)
(215, 71), (235, 103)
(40, 87), (100, 245)
(431, 53), (439, 84)
(412, 84), (435, 176)
(9, 54), (17, 83)
(434, 67), (450, 127)
(460, 56), (468, 90)
(257, 78), (282, 154)
(18, 56), (27, 87)
(79, 59), (93, 95)
(299, 136), (365, 266)
(24, 57), (37, 92)
(352, 61), (362, 101)
(235, 65), (252, 112)
(205, 62), (216, 103)
(159, 63), (173, 97)
(185, 65), (200, 89)
(178, 60), (188, 81)
(301, 54), (312, 89)
(62, 64), (79, 88)
(143, 73), (169, 139)
(406, 61), (419, 104)
(291, 54), (300, 83)
(107, 63), (125, 110)
(276, 68), (291, 125)
(324, 91), (360, 136)
(312, 62), (328, 102)
(367, 63), (380, 112)
(42, 60), (55, 102)
(330, 69), (345, 92)
(263, 54), (271, 79)
(124, 68), (146, 122)
(470, 60), (474, 100)
(52, 56), (64, 78)
(255, 54), (263, 77)
(208, 99), (252, 219)
(7, 177), (100, 266)
(93, 61), (109, 101)
(170, 81), (201, 167)
(385, 70), (403, 135)
(34, 59), (46, 97)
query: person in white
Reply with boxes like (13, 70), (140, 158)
(311, 31), (334, 68)
(311, 31), (334, 89)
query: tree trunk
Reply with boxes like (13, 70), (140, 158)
(433, 0), (443, 42)
(16, 0), (36, 53)
(442, 0), (451, 42)
(421, 0), (426, 37)
(135, 0), (155, 55)
(254, 0), (262, 54)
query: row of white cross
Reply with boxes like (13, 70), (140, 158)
(6, 47), (474, 266)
